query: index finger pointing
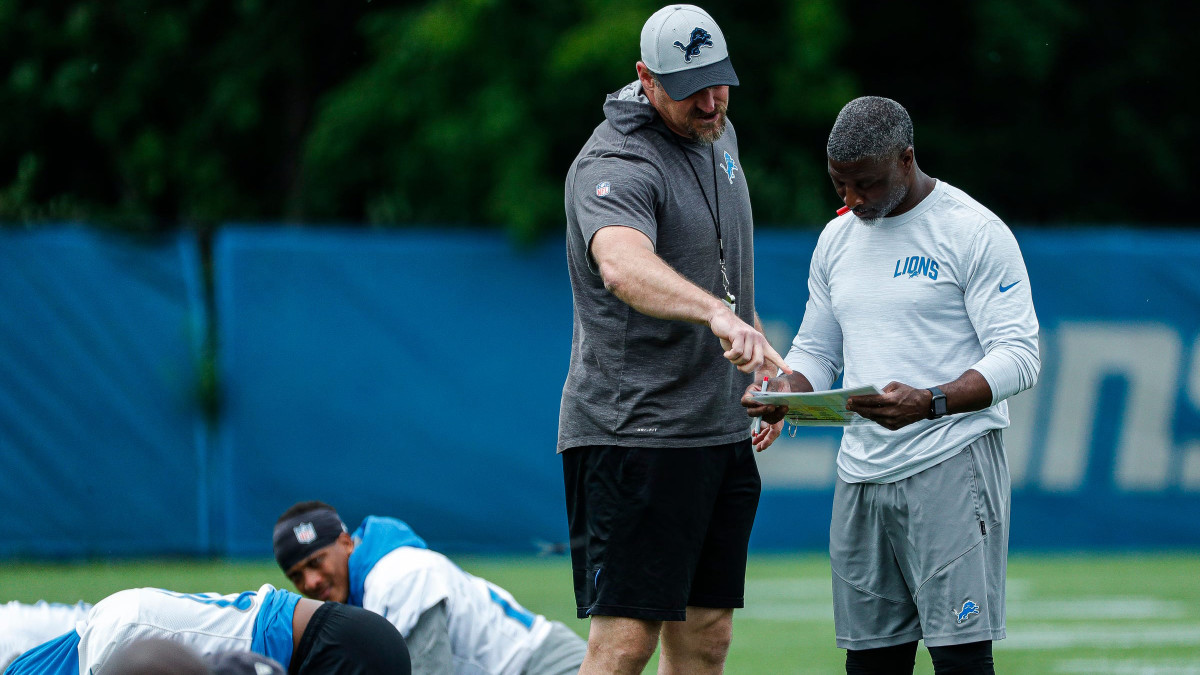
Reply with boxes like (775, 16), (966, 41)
(764, 347), (793, 375)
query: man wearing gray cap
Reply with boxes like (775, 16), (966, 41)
(560, 5), (790, 674)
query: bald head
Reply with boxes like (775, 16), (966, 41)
(826, 96), (914, 163)
(105, 638), (208, 675)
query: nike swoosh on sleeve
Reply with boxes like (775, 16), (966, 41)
(998, 281), (1021, 293)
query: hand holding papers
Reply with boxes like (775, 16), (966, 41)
(749, 385), (883, 426)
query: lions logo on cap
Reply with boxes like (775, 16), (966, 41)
(293, 522), (317, 544)
(673, 27), (713, 63)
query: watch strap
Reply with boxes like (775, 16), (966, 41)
(927, 386), (948, 419)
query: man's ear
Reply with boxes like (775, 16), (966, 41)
(635, 62), (657, 104)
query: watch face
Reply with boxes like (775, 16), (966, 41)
(929, 388), (947, 418)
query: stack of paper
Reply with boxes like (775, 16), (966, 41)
(749, 385), (882, 426)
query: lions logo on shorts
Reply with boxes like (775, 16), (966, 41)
(955, 600), (980, 624)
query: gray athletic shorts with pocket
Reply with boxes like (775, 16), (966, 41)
(830, 429), (1009, 650)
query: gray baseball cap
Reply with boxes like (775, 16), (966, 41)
(640, 4), (738, 101)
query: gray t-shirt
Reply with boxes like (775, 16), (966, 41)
(558, 81), (756, 451)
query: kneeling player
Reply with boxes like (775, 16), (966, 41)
(6, 583), (411, 674)
(275, 501), (586, 675)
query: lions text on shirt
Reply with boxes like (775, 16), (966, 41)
(349, 516), (552, 675)
(786, 181), (1040, 483)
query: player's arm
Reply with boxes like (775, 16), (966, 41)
(404, 601), (453, 675)
(591, 225), (790, 375)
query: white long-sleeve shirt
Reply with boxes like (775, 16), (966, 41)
(786, 180), (1040, 482)
(361, 548), (552, 675)
(348, 517), (554, 675)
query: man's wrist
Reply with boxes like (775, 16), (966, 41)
(927, 386), (948, 419)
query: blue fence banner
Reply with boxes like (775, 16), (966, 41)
(0, 227), (210, 556)
(3, 225), (1199, 556)
(212, 228), (574, 555)
(750, 228), (1200, 550)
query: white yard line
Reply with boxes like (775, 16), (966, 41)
(1054, 657), (1200, 674)
(1009, 597), (1189, 620)
(741, 578), (1198, 643)
(1001, 624), (1200, 650)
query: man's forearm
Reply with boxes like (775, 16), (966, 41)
(600, 243), (728, 325)
(936, 369), (993, 416)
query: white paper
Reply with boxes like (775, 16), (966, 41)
(749, 384), (882, 426)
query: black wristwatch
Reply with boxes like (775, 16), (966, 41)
(927, 386), (948, 419)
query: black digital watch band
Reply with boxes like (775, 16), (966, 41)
(927, 386), (948, 419)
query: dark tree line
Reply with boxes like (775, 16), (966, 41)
(2, 0), (1196, 241)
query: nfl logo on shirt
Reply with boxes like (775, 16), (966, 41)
(595, 181), (611, 197)
(293, 522), (317, 544)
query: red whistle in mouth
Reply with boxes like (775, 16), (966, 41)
(836, 206), (851, 216)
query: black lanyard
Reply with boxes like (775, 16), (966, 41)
(674, 136), (735, 307)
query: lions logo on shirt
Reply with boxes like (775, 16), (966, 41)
(722, 152), (738, 184)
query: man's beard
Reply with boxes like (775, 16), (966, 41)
(689, 104), (728, 144)
(858, 182), (908, 227)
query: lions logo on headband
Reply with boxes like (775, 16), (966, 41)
(293, 522), (318, 544)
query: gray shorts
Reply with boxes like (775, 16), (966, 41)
(830, 429), (1010, 650)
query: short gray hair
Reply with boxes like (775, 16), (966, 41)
(826, 96), (914, 162)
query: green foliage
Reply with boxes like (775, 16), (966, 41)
(300, 0), (651, 242)
(0, 0), (389, 230)
(1, 1), (1197, 236)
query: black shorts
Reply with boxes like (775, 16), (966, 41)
(291, 602), (411, 675)
(562, 440), (761, 621)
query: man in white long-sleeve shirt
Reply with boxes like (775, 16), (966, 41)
(744, 96), (1040, 675)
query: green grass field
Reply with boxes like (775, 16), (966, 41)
(4, 552), (1198, 673)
